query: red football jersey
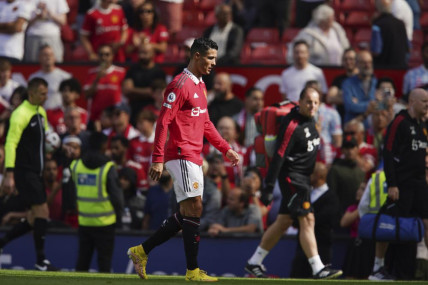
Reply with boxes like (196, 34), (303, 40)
(128, 132), (155, 178)
(81, 4), (128, 62)
(46, 107), (88, 135)
(152, 69), (230, 166)
(126, 25), (169, 63)
(84, 65), (125, 122)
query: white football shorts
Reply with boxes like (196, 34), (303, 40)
(165, 159), (204, 203)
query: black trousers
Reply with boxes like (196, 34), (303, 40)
(76, 224), (116, 273)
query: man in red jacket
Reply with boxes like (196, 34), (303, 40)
(127, 38), (239, 282)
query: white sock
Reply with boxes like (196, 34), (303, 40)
(308, 255), (324, 275)
(373, 257), (384, 272)
(248, 246), (269, 265)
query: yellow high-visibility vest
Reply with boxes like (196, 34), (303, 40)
(368, 171), (389, 213)
(71, 159), (116, 226)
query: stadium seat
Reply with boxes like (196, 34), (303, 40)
(240, 44), (286, 65)
(421, 1), (428, 12)
(281, 28), (301, 43)
(66, 0), (79, 25)
(340, 0), (374, 12)
(183, 0), (200, 11)
(171, 26), (205, 44)
(420, 12), (428, 31)
(182, 10), (205, 26)
(408, 48), (422, 68)
(343, 11), (372, 30)
(345, 28), (354, 44)
(198, 0), (222, 12)
(204, 10), (217, 27)
(353, 28), (371, 49)
(246, 28), (280, 45)
(412, 30), (423, 50)
(71, 44), (88, 62)
(164, 44), (184, 64)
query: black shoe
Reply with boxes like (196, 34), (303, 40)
(313, 265), (342, 279)
(368, 266), (395, 281)
(244, 263), (268, 278)
(35, 259), (59, 271)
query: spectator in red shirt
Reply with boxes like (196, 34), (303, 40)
(128, 109), (157, 179)
(125, 1), (168, 63)
(47, 78), (87, 135)
(104, 102), (140, 143)
(43, 159), (63, 223)
(83, 44), (126, 125)
(143, 78), (167, 118)
(80, 0), (128, 62)
(111, 135), (148, 193)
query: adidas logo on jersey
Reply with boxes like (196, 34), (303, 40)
(194, 93), (199, 98)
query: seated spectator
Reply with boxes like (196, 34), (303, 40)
(104, 103), (140, 144)
(200, 158), (222, 231)
(80, 0), (128, 62)
(280, 40), (327, 102)
(24, 0), (69, 63)
(366, 109), (390, 163)
(305, 80), (342, 166)
(203, 3), (244, 65)
(402, 42), (428, 96)
(371, 0), (408, 68)
(205, 152), (231, 207)
(290, 162), (340, 278)
(0, 58), (20, 104)
(327, 135), (366, 216)
(47, 78), (87, 135)
(143, 169), (174, 230)
(125, 1), (168, 63)
(208, 72), (243, 126)
(342, 50), (378, 125)
(208, 187), (263, 236)
(118, 167), (146, 230)
(8, 86), (27, 111)
(242, 167), (270, 230)
(122, 42), (166, 124)
(43, 159), (64, 224)
(233, 87), (264, 147)
(128, 109), (156, 178)
(290, 4), (349, 66)
(343, 119), (378, 177)
(83, 44), (126, 125)
(0, 0), (33, 62)
(327, 48), (359, 122)
(29, 44), (71, 110)
(144, 78), (166, 118)
(110, 135), (147, 192)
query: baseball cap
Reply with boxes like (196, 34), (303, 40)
(342, 135), (358, 148)
(114, 102), (131, 115)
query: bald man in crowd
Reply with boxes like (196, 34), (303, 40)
(368, 88), (428, 281)
(208, 72), (243, 126)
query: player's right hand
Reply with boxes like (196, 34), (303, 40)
(149, 163), (164, 181)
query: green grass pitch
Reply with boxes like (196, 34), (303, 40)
(0, 270), (427, 285)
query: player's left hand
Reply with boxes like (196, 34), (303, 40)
(149, 162), (164, 181)
(225, 149), (240, 166)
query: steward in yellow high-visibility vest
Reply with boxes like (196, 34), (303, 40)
(358, 170), (388, 217)
(71, 132), (123, 273)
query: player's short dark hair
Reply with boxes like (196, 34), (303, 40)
(59, 77), (82, 94)
(89, 131), (108, 151)
(28, 77), (48, 93)
(293, 40), (309, 50)
(111, 135), (129, 148)
(299, 86), (320, 101)
(245, 86), (262, 98)
(190, 38), (218, 57)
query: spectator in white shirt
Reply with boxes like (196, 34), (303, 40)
(0, 58), (20, 105)
(280, 40), (327, 102)
(0, 0), (33, 62)
(29, 44), (71, 110)
(24, 0), (70, 63)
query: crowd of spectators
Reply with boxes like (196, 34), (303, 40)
(0, 0), (427, 280)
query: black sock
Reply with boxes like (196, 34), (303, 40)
(182, 216), (200, 270)
(33, 218), (47, 264)
(0, 219), (32, 248)
(142, 212), (183, 254)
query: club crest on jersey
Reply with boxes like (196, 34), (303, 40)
(193, 182), (199, 190)
(167, 92), (176, 103)
(304, 127), (311, 138)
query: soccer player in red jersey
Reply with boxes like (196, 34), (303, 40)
(127, 38), (240, 282)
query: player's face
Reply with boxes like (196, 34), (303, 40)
(196, 48), (217, 76)
(299, 89), (320, 118)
